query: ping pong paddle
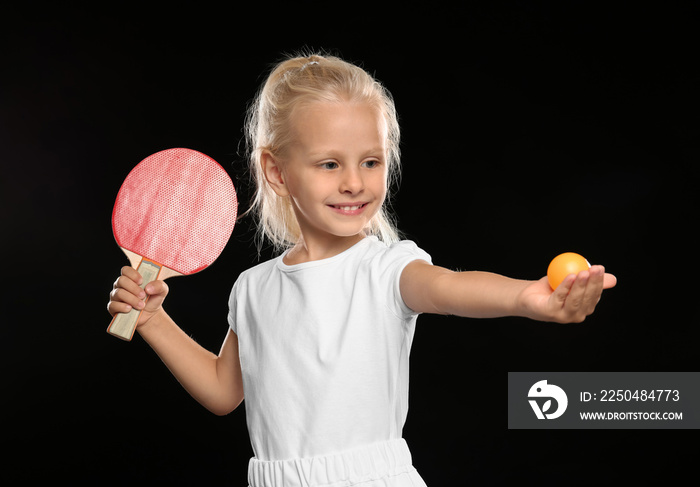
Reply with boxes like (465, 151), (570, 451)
(107, 148), (238, 341)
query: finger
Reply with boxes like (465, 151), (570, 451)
(141, 280), (169, 313)
(114, 274), (147, 300)
(107, 299), (136, 317)
(144, 279), (169, 298)
(110, 287), (146, 311)
(112, 268), (141, 290)
(551, 273), (577, 308)
(603, 272), (617, 289)
(581, 266), (605, 314)
(564, 269), (590, 313)
(117, 266), (143, 287)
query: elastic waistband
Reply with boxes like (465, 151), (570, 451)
(247, 438), (415, 487)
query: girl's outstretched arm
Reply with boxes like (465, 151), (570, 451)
(400, 260), (617, 324)
(108, 267), (244, 415)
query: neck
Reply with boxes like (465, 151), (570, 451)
(284, 233), (366, 265)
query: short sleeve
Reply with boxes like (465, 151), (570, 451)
(370, 240), (432, 319)
(227, 278), (240, 334)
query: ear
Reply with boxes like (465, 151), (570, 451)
(261, 150), (290, 197)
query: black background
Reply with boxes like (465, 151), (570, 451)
(3, 2), (697, 485)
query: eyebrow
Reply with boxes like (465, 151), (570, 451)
(307, 147), (386, 160)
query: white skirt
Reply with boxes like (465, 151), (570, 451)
(247, 438), (428, 487)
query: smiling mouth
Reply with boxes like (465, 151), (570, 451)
(332, 203), (366, 211)
(328, 203), (368, 214)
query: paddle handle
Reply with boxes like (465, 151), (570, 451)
(107, 258), (162, 341)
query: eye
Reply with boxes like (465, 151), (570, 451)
(319, 161), (339, 170)
(362, 159), (381, 169)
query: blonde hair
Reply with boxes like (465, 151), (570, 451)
(244, 52), (402, 252)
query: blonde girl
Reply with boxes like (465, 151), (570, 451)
(108, 52), (616, 486)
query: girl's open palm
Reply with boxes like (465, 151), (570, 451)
(520, 265), (617, 323)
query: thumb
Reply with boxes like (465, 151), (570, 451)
(143, 279), (169, 312)
(603, 272), (617, 290)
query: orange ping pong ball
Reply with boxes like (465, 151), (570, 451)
(547, 252), (591, 290)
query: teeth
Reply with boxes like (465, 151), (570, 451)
(337, 205), (361, 211)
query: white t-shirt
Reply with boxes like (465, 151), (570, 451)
(228, 236), (432, 462)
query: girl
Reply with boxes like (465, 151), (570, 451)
(108, 53), (616, 486)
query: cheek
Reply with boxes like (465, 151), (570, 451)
(377, 185), (388, 204)
(374, 173), (389, 200)
(284, 173), (326, 210)
(280, 169), (305, 197)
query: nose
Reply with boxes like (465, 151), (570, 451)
(339, 166), (364, 194)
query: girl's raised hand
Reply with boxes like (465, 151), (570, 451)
(519, 265), (617, 323)
(107, 266), (169, 328)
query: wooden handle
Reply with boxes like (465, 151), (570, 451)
(107, 258), (162, 341)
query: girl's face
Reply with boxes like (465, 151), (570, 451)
(269, 100), (388, 251)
